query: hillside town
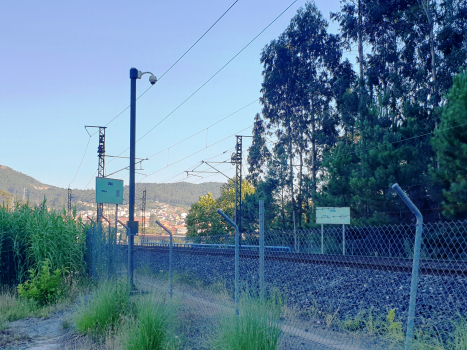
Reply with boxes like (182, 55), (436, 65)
(76, 200), (188, 235)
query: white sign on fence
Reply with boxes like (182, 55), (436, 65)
(316, 207), (350, 225)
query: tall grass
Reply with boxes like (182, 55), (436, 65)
(0, 200), (87, 285)
(210, 292), (282, 350)
(74, 280), (130, 336)
(125, 293), (177, 350)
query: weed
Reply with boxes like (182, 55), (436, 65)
(385, 308), (404, 342)
(325, 302), (341, 328)
(342, 316), (364, 332)
(210, 291), (282, 350)
(0, 201), (88, 286)
(62, 319), (71, 330)
(125, 293), (178, 350)
(74, 280), (130, 336)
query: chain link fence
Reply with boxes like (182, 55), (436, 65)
(85, 217), (467, 349)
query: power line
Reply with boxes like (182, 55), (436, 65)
(158, 0), (239, 81)
(160, 149), (235, 184)
(104, 1), (239, 128)
(135, 124), (253, 183)
(110, 0), (299, 160)
(69, 135), (92, 188)
(145, 99), (259, 159)
(74, 2), (240, 187)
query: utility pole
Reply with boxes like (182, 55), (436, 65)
(231, 136), (243, 234)
(67, 188), (72, 215)
(85, 126), (107, 224)
(97, 127), (106, 225)
(128, 67), (157, 287)
(141, 189), (146, 236)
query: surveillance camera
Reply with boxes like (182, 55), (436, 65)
(149, 75), (157, 85)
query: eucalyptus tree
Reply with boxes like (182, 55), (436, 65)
(258, 1), (344, 227)
(431, 70), (467, 219)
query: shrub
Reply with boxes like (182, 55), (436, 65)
(17, 259), (63, 305)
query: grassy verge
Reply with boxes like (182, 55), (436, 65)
(125, 293), (179, 350)
(73, 280), (180, 349)
(210, 292), (282, 350)
(74, 280), (130, 336)
(0, 284), (74, 327)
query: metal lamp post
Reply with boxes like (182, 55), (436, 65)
(128, 67), (157, 287)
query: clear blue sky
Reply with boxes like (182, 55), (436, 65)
(1, 0), (350, 190)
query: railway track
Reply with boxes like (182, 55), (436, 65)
(131, 244), (467, 277)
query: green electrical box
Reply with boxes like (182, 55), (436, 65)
(95, 177), (124, 204)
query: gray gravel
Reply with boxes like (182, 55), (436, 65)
(132, 248), (467, 326)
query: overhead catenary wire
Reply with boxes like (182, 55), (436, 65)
(145, 99), (259, 159)
(69, 135), (92, 188)
(73, 2), (239, 188)
(135, 125), (253, 183)
(105, 0), (239, 128)
(160, 148), (235, 184)
(109, 0), (299, 162)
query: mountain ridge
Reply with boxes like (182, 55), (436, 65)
(0, 165), (222, 208)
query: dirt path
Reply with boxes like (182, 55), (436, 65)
(1, 280), (391, 350)
(1, 309), (74, 350)
(135, 276), (381, 350)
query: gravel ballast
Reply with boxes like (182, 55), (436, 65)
(129, 247), (467, 326)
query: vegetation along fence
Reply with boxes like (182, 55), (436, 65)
(84, 210), (467, 349)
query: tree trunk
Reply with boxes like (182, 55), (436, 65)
(358, 0), (364, 80)
(288, 126), (296, 229)
(311, 114), (316, 200)
(298, 145), (303, 228)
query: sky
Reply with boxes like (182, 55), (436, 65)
(0, 0), (352, 191)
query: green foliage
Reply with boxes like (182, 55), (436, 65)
(125, 293), (177, 350)
(432, 70), (467, 219)
(74, 280), (130, 335)
(17, 259), (63, 305)
(186, 178), (255, 239)
(385, 308), (403, 338)
(244, 0), (467, 226)
(0, 201), (87, 285)
(210, 292), (282, 350)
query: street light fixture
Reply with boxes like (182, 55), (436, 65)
(128, 67), (157, 287)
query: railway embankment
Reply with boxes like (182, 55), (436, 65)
(127, 246), (467, 327)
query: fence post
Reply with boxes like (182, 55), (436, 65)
(342, 224), (345, 255)
(321, 224), (324, 254)
(392, 183), (423, 350)
(156, 221), (173, 299)
(114, 204), (118, 276)
(217, 209), (239, 315)
(293, 211), (297, 252)
(101, 215), (112, 279)
(259, 200), (265, 300)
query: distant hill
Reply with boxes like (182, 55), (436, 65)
(0, 165), (222, 208)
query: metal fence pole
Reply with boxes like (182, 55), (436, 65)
(392, 183), (423, 350)
(321, 224), (324, 254)
(156, 221), (173, 299)
(343, 224), (345, 255)
(293, 211), (297, 252)
(128, 225), (133, 287)
(101, 215), (112, 279)
(259, 200), (265, 300)
(114, 204), (118, 276)
(217, 209), (239, 315)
